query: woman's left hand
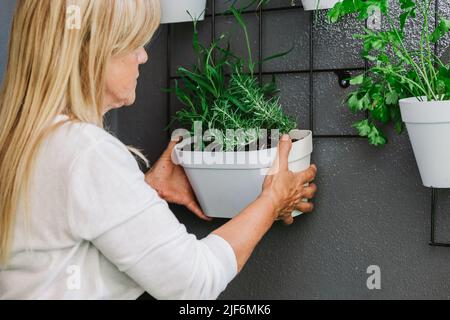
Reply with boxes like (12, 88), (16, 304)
(145, 139), (211, 221)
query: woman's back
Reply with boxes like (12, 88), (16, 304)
(1, 114), (237, 300)
(0, 115), (146, 299)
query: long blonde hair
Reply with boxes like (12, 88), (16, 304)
(0, 0), (161, 264)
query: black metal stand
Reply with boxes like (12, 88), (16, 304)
(429, 188), (450, 247)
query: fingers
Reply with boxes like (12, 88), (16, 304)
(167, 136), (182, 151)
(277, 134), (292, 172)
(162, 136), (183, 159)
(297, 164), (317, 184)
(268, 134), (292, 175)
(186, 200), (212, 221)
(282, 215), (294, 225)
(302, 183), (317, 199)
(296, 201), (314, 213)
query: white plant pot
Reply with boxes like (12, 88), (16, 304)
(173, 130), (313, 218)
(301, 0), (341, 10)
(399, 97), (450, 188)
(160, 0), (207, 24)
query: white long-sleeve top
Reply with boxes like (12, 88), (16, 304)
(0, 115), (237, 300)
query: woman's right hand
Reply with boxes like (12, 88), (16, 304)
(260, 134), (318, 225)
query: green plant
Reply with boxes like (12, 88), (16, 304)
(328, 0), (450, 146)
(171, 5), (296, 150)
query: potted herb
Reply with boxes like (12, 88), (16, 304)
(328, 0), (450, 187)
(170, 7), (313, 218)
(160, 0), (207, 24)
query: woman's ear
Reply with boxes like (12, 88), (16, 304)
(137, 47), (148, 64)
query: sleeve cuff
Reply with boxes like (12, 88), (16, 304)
(201, 234), (238, 285)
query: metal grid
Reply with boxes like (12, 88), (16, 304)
(165, 0), (447, 246)
(429, 0), (448, 247)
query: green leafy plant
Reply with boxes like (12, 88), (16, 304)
(171, 5), (296, 150)
(328, 0), (450, 146)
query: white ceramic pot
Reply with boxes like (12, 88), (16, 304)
(160, 0), (207, 24)
(399, 97), (450, 188)
(301, 0), (341, 10)
(173, 130), (313, 218)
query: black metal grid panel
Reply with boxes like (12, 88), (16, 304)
(166, 0), (446, 246)
(167, 3), (366, 137)
(429, 0), (449, 247)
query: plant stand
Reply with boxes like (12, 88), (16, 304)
(429, 188), (450, 247)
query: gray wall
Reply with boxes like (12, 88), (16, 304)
(145, 0), (450, 299)
(0, 0), (15, 83)
(1, 0), (450, 299)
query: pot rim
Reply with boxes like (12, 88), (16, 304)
(160, 0), (207, 24)
(399, 96), (449, 104)
(399, 96), (450, 124)
(172, 129), (313, 169)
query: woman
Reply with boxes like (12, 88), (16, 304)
(0, 0), (317, 299)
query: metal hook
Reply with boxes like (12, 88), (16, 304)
(334, 70), (352, 89)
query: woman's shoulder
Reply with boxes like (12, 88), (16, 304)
(43, 115), (131, 171)
(52, 115), (122, 145)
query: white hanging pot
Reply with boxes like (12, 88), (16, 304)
(172, 130), (313, 219)
(301, 0), (342, 10)
(399, 97), (450, 188)
(160, 0), (207, 24)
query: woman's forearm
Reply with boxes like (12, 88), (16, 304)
(212, 196), (277, 273)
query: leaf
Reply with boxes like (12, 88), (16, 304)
(191, 19), (201, 55)
(399, 0), (415, 10)
(371, 103), (390, 123)
(394, 120), (404, 134)
(431, 18), (450, 43)
(368, 125), (387, 146)
(327, 2), (344, 23)
(350, 74), (365, 85)
(178, 67), (217, 96)
(371, 39), (384, 50)
(364, 55), (379, 61)
(398, 0), (416, 31)
(399, 12), (409, 31)
(385, 90), (399, 105)
(259, 46), (294, 65)
(261, 75), (279, 97)
(390, 107), (404, 134)
(353, 119), (372, 137)
(353, 119), (387, 146)
(361, 93), (371, 110)
(348, 94), (361, 112)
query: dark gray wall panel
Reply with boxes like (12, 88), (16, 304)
(263, 73), (310, 130)
(219, 129), (450, 299)
(313, 11), (365, 70)
(262, 9), (310, 72)
(0, 0), (15, 84)
(313, 71), (361, 135)
(215, 0), (258, 13)
(264, 0), (302, 9)
(436, 189), (450, 244)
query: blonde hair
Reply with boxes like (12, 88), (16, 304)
(0, 0), (161, 264)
